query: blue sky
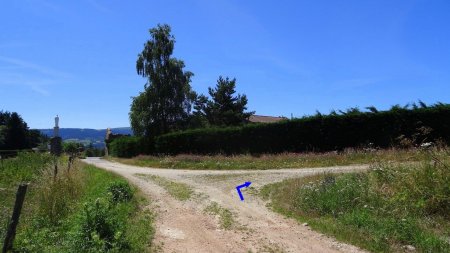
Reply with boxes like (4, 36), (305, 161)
(1, 0), (449, 129)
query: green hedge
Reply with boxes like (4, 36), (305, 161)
(109, 136), (141, 158)
(154, 105), (450, 155)
(109, 136), (154, 158)
(109, 105), (450, 157)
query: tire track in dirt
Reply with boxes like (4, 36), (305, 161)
(84, 158), (368, 253)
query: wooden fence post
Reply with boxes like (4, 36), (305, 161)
(53, 158), (58, 181)
(68, 155), (74, 173)
(2, 183), (28, 253)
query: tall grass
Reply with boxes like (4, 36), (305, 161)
(37, 164), (84, 225)
(0, 153), (155, 252)
(0, 152), (51, 185)
(110, 148), (429, 170)
(261, 148), (450, 252)
(0, 152), (52, 246)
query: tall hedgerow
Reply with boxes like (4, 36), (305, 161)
(111, 103), (450, 157)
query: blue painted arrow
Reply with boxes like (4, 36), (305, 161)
(236, 181), (252, 201)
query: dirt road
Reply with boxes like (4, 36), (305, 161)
(84, 157), (368, 253)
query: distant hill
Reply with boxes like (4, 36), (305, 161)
(37, 127), (133, 148)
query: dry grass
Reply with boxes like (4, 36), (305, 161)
(37, 160), (84, 225)
(136, 174), (194, 201)
(108, 148), (430, 170)
(260, 148), (450, 252)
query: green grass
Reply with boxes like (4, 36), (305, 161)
(260, 149), (450, 252)
(136, 174), (193, 201)
(0, 152), (155, 252)
(204, 202), (235, 230)
(0, 152), (52, 246)
(109, 148), (428, 170)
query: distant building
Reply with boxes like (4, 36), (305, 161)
(249, 115), (287, 124)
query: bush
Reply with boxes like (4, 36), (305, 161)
(108, 137), (142, 158)
(154, 104), (450, 155)
(107, 181), (133, 203)
(76, 198), (129, 252)
(109, 104), (450, 157)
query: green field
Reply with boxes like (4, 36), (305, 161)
(0, 152), (154, 252)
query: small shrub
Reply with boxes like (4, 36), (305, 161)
(76, 198), (129, 252)
(107, 181), (133, 204)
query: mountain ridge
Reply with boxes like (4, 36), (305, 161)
(37, 127), (133, 148)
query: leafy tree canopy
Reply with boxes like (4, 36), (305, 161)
(195, 76), (254, 126)
(130, 24), (196, 137)
(0, 111), (46, 150)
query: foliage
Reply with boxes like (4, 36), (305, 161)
(261, 150), (450, 252)
(194, 76), (254, 126)
(0, 152), (52, 185)
(0, 111), (47, 150)
(130, 24), (196, 137)
(63, 142), (105, 158)
(154, 102), (450, 155)
(3, 111), (28, 150)
(0, 125), (6, 146)
(108, 136), (145, 158)
(76, 198), (129, 252)
(63, 141), (84, 155)
(37, 166), (84, 225)
(107, 181), (133, 203)
(68, 166), (154, 253)
(0, 152), (52, 247)
(85, 148), (105, 157)
(28, 129), (49, 150)
(0, 154), (154, 252)
(155, 126), (242, 155)
(85, 143), (105, 157)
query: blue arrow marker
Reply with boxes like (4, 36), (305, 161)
(236, 181), (252, 201)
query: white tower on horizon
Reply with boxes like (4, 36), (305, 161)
(54, 115), (60, 137)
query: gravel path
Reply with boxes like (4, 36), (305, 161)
(84, 157), (369, 253)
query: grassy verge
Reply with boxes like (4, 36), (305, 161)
(0, 152), (52, 247)
(260, 149), (450, 252)
(0, 152), (155, 252)
(204, 202), (235, 230)
(136, 174), (193, 201)
(109, 148), (429, 170)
